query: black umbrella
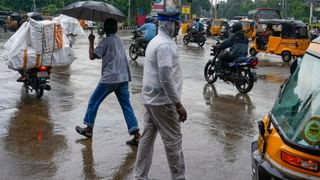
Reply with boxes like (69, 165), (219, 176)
(61, 1), (126, 22)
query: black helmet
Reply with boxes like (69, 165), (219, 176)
(230, 21), (242, 33)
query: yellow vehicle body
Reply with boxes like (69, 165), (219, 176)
(249, 19), (310, 62)
(252, 38), (320, 180)
(240, 19), (255, 39)
(210, 19), (227, 36)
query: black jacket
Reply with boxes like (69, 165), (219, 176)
(218, 31), (249, 58)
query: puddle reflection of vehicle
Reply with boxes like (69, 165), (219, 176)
(4, 94), (66, 178)
(252, 38), (320, 180)
(203, 83), (254, 114)
(203, 83), (255, 162)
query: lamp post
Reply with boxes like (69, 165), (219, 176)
(128, 0), (131, 26)
(33, 0), (36, 12)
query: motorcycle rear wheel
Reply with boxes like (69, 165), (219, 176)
(198, 39), (205, 47)
(183, 35), (190, 45)
(235, 69), (254, 94)
(36, 88), (44, 98)
(129, 44), (139, 61)
(204, 61), (218, 84)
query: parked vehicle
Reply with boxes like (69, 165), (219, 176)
(204, 38), (258, 93)
(183, 30), (206, 47)
(129, 31), (146, 61)
(19, 66), (51, 98)
(251, 37), (320, 180)
(249, 19), (310, 62)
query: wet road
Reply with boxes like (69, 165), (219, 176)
(0, 30), (292, 180)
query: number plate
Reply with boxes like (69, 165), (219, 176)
(37, 71), (48, 78)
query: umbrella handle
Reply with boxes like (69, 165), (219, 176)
(90, 28), (93, 35)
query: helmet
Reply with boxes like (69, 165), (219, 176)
(195, 18), (200, 22)
(230, 21), (242, 33)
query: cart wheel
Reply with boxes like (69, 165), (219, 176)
(249, 48), (257, 56)
(281, 51), (292, 62)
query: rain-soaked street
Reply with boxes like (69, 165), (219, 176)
(0, 30), (292, 180)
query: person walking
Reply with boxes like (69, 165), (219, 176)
(134, 12), (188, 180)
(75, 18), (140, 146)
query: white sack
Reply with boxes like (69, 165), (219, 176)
(29, 19), (55, 53)
(53, 15), (85, 36)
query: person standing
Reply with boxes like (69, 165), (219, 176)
(75, 18), (140, 146)
(134, 12), (188, 180)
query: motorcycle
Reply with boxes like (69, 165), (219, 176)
(183, 29), (206, 47)
(19, 66), (51, 98)
(204, 38), (258, 94)
(129, 31), (147, 61)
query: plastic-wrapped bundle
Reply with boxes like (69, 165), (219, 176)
(2, 19), (76, 70)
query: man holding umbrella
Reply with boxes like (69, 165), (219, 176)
(75, 18), (141, 146)
(62, 1), (140, 145)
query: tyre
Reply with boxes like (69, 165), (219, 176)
(129, 44), (139, 61)
(204, 61), (218, 84)
(183, 35), (190, 45)
(36, 88), (44, 98)
(235, 69), (254, 94)
(249, 48), (257, 56)
(198, 38), (205, 47)
(281, 51), (292, 62)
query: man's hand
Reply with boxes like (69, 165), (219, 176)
(175, 103), (187, 123)
(88, 33), (95, 43)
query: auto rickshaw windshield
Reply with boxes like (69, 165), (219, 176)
(271, 53), (320, 150)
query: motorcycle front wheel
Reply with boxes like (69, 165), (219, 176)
(129, 44), (139, 61)
(204, 61), (218, 84)
(235, 69), (254, 94)
(183, 35), (190, 45)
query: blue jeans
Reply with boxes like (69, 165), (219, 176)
(83, 82), (139, 135)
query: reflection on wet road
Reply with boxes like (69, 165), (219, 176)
(0, 30), (291, 179)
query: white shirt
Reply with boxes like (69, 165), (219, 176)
(141, 30), (183, 105)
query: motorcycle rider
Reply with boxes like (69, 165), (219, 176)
(134, 16), (157, 53)
(214, 21), (249, 75)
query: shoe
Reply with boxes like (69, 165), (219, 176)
(75, 126), (93, 138)
(126, 132), (140, 146)
(16, 76), (27, 82)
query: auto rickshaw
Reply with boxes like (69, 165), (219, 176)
(210, 19), (228, 36)
(251, 37), (320, 179)
(240, 18), (255, 39)
(4, 12), (22, 32)
(249, 19), (310, 62)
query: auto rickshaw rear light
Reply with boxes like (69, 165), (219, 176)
(39, 66), (47, 71)
(281, 151), (319, 172)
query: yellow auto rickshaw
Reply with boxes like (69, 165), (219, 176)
(240, 18), (255, 39)
(251, 37), (320, 179)
(210, 19), (228, 36)
(249, 19), (310, 62)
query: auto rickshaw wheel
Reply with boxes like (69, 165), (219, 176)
(249, 48), (257, 56)
(281, 51), (292, 62)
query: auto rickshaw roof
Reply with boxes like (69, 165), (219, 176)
(259, 18), (306, 27)
(307, 37), (320, 57)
